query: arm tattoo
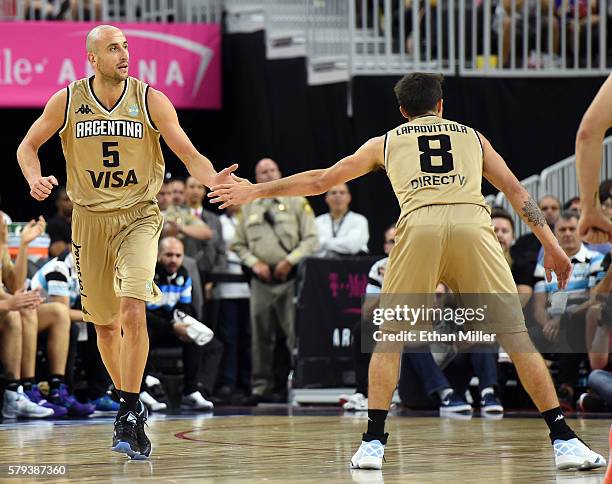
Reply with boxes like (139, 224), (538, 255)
(522, 196), (546, 227)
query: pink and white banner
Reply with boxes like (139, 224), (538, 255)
(0, 22), (221, 109)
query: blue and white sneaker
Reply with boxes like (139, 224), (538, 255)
(480, 392), (504, 414)
(350, 434), (387, 470)
(440, 391), (472, 415)
(553, 438), (607, 470)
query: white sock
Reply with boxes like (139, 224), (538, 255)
(438, 388), (453, 400)
(481, 387), (494, 398)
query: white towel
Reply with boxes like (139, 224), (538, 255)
(173, 309), (214, 346)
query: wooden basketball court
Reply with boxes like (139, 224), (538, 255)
(1, 409), (610, 483)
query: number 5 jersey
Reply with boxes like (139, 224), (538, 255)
(59, 76), (165, 212)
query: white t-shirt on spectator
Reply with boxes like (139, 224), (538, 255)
(315, 211), (369, 257)
(213, 213), (250, 300)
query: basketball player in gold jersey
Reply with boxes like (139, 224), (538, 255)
(576, 73), (612, 243)
(209, 73), (606, 471)
(16, 25), (236, 459)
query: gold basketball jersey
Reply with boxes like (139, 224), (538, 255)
(59, 77), (164, 212)
(384, 115), (488, 219)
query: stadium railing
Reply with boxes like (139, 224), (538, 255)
(261, 0), (609, 78)
(458, 0), (610, 77)
(493, 135), (612, 238)
(2, 0), (222, 22)
(349, 0), (456, 75)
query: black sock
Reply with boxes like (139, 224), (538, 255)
(7, 379), (20, 392)
(111, 387), (121, 402)
(118, 391), (139, 419)
(21, 377), (36, 392)
(542, 407), (577, 443)
(49, 375), (64, 392)
(366, 409), (388, 439)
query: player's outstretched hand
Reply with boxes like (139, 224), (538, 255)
(212, 164), (239, 187)
(578, 209), (612, 244)
(29, 175), (58, 201)
(209, 174), (256, 209)
(543, 244), (573, 290)
(20, 216), (46, 246)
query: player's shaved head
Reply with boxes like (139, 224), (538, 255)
(86, 25), (123, 54)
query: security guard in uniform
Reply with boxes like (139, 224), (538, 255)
(232, 158), (318, 403)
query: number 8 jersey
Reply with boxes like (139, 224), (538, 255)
(383, 114), (488, 220)
(59, 76), (165, 212)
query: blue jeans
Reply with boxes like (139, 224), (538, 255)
(398, 350), (498, 409)
(398, 353), (451, 409)
(588, 369), (612, 405)
(217, 298), (251, 391)
(444, 352), (498, 395)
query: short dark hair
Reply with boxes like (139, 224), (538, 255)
(558, 210), (580, 223)
(393, 73), (444, 116)
(491, 207), (515, 232)
(599, 179), (612, 204)
(562, 196), (580, 210)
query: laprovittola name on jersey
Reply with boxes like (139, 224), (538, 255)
(76, 120), (143, 139)
(384, 115), (488, 216)
(395, 123), (468, 136)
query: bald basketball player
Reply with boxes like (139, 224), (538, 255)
(209, 73), (606, 471)
(17, 25), (236, 459)
(576, 73), (612, 244)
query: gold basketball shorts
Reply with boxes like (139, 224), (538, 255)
(380, 203), (526, 335)
(71, 201), (163, 325)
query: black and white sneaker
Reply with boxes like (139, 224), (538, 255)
(132, 400), (152, 460)
(111, 411), (140, 458)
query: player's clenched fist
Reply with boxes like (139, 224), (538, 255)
(29, 175), (58, 201)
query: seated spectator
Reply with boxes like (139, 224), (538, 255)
(491, 207), (514, 265)
(146, 236), (223, 410)
(213, 204), (251, 404)
(495, 0), (561, 68)
(315, 184), (369, 257)
(531, 210), (604, 410)
(398, 285), (504, 416)
(585, 186), (612, 256)
(30, 250), (108, 415)
(577, 253), (612, 411)
(491, 208), (532, 305)
(511, 195), (561, 290)
(46, 187), (73, 258)
(343, 225), (395, 411)
(563, 196), (581, 212)
(556, 0), (602, 64)
(0, 216), (52, 419)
